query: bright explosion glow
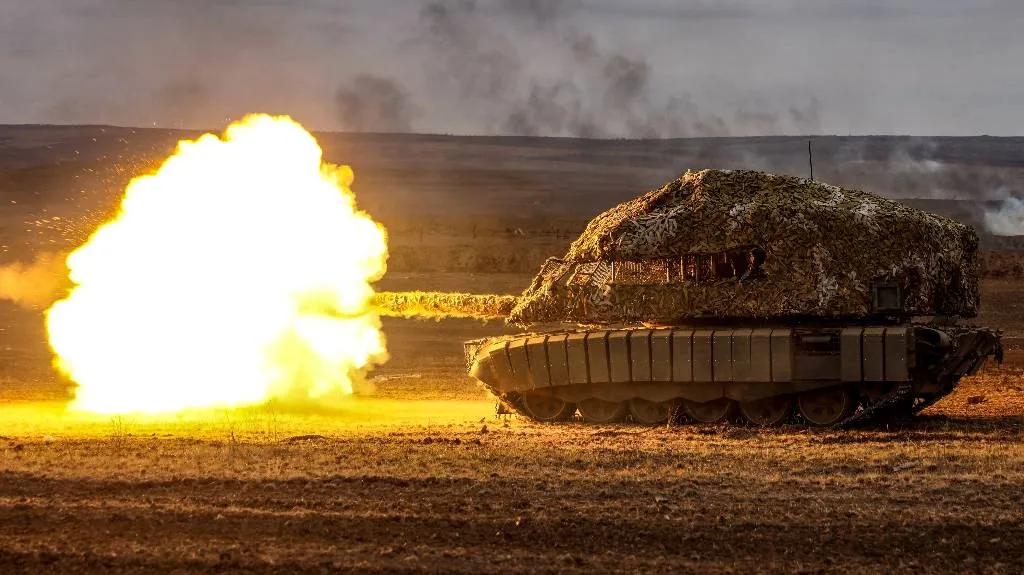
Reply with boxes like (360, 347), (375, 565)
(46, 114), (389, 414)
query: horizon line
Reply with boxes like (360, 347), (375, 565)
(0, 122), (1013, 141)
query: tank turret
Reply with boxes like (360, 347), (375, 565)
(509, 169), (978, 326)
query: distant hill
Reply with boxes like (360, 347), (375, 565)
(1, 126), (1023, 250)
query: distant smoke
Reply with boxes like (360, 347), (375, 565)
(400, 0), (823, 138)
(876, 140), (1021, 207)
(5, 1), (1023, 136)
(335, 75), (420, 133)
(789, 98), (823, 134)
(499, 0), (581, 25)
(828, 138), (1024, 234)
(413, 0), (523, 125)
(983, 198), (1024, 235)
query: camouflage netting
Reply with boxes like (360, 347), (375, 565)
(509, 169), (979, 326)
(374, 291), (517, 320)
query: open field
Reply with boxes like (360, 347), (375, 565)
(1, 129), (1024, 573)
(1, 395), (1024, 574)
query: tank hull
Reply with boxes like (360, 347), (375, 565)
(465, 324), (1002, 426)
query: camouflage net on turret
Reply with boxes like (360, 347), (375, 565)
(508, 169), (979, 326)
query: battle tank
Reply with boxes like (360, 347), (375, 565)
(462, 169), (1003, 426)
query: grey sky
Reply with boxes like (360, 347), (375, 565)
(1, 0), (1022, 136)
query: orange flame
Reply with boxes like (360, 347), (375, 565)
(46, 114), (389, 414)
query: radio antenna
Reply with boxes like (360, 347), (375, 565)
(808, 140), (814, 181)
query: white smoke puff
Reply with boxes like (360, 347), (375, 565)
(983, 197), (1024, 236)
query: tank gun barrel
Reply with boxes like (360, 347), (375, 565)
(373, 291), (517, 320)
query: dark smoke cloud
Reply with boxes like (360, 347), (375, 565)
(2, 1), (1023, 136)
(335, 75), (419, 133)
(412, 0), (523, 118)
(402, 0), (825, 138)
(498, 0), (581, 25)
(789, 98), (822, 134)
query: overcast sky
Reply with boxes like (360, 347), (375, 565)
(1, 0), (1022, 136)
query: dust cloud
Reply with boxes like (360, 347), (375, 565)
(0, 252), (70, 309)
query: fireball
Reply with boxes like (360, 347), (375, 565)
(46, 114), (389, 414)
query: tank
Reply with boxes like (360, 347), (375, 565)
(463, 170), (1003, 426)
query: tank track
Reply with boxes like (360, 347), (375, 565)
(473, 323), (1002, 428)
(493, 383), (915, 427)
(494, 382), (951, 428)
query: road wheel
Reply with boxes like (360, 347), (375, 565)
(739, 395), (793, 426)
(681, 398), (735, 424)
(628, 398), (673, 425)
(578, 398), (629, 423)
(520, 393), (576, 422)
(797, 386), (858, 426)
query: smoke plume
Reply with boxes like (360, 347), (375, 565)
(406, 0), (824, 138)
(2, 1), (1023, 136)
(828, 138), (1024, 234)
(983, 198), (1024, 236)
(335, 75), (420, 133)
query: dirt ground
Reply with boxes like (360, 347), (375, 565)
(1, 282), (1023, 574)
(2, 414), (1023, 575)
(1, 129), (1024, 574)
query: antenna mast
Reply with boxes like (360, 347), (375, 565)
(808, 140), (814, 181)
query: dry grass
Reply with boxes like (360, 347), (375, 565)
(2, 355), (1024, 574)
(4, 407), (1023, 483)
(929, 363), (1024, 417)
(981, 251), (1024, 279)
(1, 402), (1023, 574)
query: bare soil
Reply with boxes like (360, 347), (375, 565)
(2, 401), (1023, 574)
(0, 129), (1023, 574)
